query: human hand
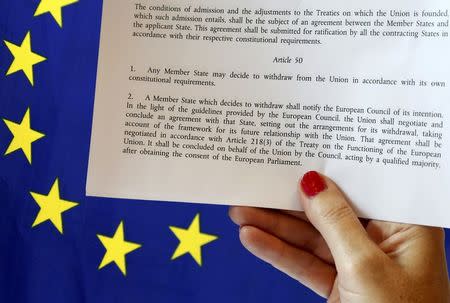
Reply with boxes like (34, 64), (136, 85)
(229, 171), (450, 302)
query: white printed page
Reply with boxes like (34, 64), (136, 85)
(87, 0), (450, 227)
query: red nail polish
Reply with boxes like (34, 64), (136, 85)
(300, 171), (327, 198)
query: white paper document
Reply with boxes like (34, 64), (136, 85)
(88, 0), (450, 227)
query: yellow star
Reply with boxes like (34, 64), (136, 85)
(170, 214), (218, 266)
(30, 179), (79, 234)
(34, 0), (78, 27)
(97, 221), (142, 276)
(4, 32), (46, 86)
(3, 108), (45, 164)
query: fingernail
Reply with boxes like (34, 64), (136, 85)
(300, 171), (327, 198)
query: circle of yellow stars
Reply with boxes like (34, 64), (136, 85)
(2, 0), (219, 277)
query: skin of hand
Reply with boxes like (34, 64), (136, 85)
(229, 171), (450, 303)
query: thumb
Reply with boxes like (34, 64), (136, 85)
(299, 171), (381, 269)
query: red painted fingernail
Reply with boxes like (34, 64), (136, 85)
(300, 171), (327, 198)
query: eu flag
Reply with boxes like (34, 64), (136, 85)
(1, 1), (449, 303)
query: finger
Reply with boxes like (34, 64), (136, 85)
(280, 210), (310, 222)
(365, 220), (412, 245)
(229, 206), (333, 263)
(365, 220), (444, 248)
(239, 225), (336, 298)
(397, 226), (448, 279)
(368, 221), (447, 269)
(299, 171), (382, 268)
(283, 210), (368, 227)
(327, 278), (340, 303)
(371, 223), (449, 285)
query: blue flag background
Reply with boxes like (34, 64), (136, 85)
(1, 1), (449, 302)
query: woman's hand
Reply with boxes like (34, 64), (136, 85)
(229, 171), (450, 302)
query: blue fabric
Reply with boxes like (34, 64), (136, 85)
(0, 1), (448, 302)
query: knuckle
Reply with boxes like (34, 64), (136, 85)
(342, 252), (381, 275)
(426, 226), (445, 242)
(408, 225), (445, 244)
(292, 256), (316, 279)
(268, 213), (281, 234)
(271, 242), (288, 265)
(312, 197), (354, 225)
(327, 296), (340, 303)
